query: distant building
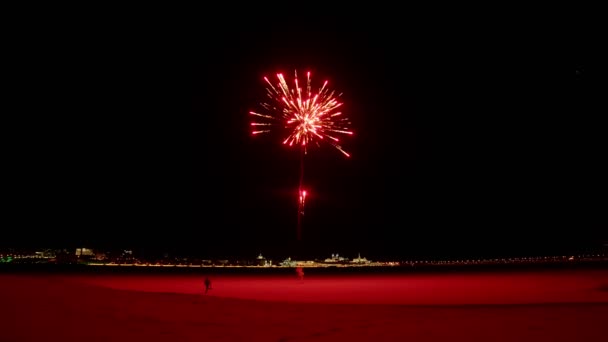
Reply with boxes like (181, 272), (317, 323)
(37, 249), (56, 258)
(280, 257), (296, 267)
(255, 253), (272, 266)
(323, 253), (348, 263)
(255, 253), (265, 266)
(75, 248), (94, 257)
(351, 253), (371, 264)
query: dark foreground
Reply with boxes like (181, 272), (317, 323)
(1, 268), (608, 341)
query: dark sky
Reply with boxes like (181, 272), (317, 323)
(5, 25), (605, 259)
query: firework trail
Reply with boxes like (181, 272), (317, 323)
(249, 70), (353, 240)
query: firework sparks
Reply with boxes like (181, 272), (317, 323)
(249, 70), (353, 157)
(249, 70), (353, 241)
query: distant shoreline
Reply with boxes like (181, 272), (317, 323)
(2, 258), (607, 275)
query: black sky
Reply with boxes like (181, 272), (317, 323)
(4, 23), (605, 259)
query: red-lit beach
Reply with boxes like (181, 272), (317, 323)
(2, 268), (607, 341)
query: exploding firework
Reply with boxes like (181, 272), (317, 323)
(249, 70), (353, 157)
(249, 70), (353, 241)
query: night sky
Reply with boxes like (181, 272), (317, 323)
(5, 25), (605, 259)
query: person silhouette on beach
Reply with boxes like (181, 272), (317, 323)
(204, 277), (212, 294)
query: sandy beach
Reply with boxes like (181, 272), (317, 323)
(2, 268), (607, 341)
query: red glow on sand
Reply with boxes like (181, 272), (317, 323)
(73, 270), (608, 305)
(2, 269), (607, 341)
